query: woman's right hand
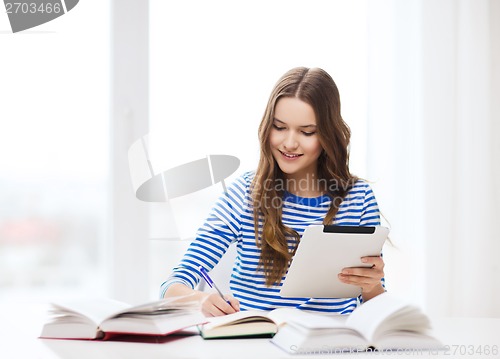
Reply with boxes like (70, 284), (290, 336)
(200, 293), (240, 317)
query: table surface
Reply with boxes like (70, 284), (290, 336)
(1, 301), (499, 359)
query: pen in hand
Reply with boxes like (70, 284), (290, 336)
(198, 266), (232, 305)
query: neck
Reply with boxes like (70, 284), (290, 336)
(284, 171), (324, 198)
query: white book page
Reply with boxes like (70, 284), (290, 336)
(101, 311), (207, 334)
(202, 310), (271, 330)
(346, 293), (412, 341)
(110, 295), (199, 317)
(268, 308), (349, 329)
(51, 298), (129, 326)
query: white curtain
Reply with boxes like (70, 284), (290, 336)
(367, 0), (500, 317)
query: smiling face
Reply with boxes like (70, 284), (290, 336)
(269, 97), (323, 182)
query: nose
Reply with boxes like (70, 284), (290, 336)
(283, 131), (299, 150)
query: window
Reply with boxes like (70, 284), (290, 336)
(0, 1), (110, 302)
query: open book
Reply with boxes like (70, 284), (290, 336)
(270, 292), (443, 353)
(40, 296), (206, 341)
(199, 308), (296, 339)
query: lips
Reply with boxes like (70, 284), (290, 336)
(279, 150), (303, 159)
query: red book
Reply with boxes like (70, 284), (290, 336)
(40, 296), (206, 341)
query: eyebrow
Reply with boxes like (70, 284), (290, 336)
(273, 118), (317, 129)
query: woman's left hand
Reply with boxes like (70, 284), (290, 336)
(338, 256), (385, 301)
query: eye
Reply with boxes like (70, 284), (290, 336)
(302, 131), (316, 137)
(272, 124), (286, 131)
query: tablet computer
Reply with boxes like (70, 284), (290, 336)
(280, 225), (389, 298)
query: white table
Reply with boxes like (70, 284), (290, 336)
(1, 302), (499, 358)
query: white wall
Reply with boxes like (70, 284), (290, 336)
(365, 0), (427, 308)
(366, 0), (500, 317)
(420, 0), (500, 317)
(110, 0), (150, 304)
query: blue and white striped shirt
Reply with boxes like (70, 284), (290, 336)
(160, 171), (382, 314)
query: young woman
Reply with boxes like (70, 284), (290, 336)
(160, 67), (385, 317)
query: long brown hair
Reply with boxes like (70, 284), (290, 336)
(252, 67), (358, 286)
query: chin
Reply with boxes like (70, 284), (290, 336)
(276, 163), (301, 176)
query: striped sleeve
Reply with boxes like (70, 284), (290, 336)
(159, 174), (249, 298)
(359, 182), (381, 226)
